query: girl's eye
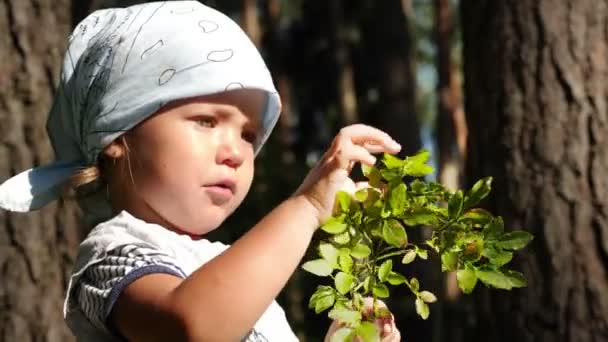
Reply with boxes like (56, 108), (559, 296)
(195, 116), (217, 128)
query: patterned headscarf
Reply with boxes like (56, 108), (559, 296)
(0, 1), (281, 213)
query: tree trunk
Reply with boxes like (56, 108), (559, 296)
(329, 0), (358, 125)
(435, 0), (466, 193)
(0, 1), (83, 341)
(353, 0), (420, 157)
(241, 0), (261, 47)
(461, 1), (608, 341)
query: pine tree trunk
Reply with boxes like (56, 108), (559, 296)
(435, 0), (466, 192)
(0, 1), (83, 341)
(461, 1), (608, 341)
(353, 0), (420, 156)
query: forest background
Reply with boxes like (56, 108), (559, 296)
(1, 0), (606, 341)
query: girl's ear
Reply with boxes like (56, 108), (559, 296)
(102, 138), (127, 160)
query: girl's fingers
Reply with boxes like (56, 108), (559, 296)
(331, 142), (376, 171)
(362, 141), (396, 154)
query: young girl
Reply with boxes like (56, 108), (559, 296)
(0, 2), (402, 341)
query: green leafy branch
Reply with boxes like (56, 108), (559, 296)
(301, 150), (534, 342)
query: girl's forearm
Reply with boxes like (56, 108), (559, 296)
(169, 195), (319, 340)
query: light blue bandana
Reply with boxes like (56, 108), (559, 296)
(0, 1), (281, 212)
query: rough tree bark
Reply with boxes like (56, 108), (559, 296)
(461, 1), (608, 341)
(0, 1), (83, 341)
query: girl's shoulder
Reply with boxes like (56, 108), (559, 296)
(72, 210), (229, 280)
(86, 210), (228, 254)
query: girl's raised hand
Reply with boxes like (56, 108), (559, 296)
(294, 124), (401, 226)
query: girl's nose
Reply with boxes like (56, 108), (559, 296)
(215, 133), (245, 169)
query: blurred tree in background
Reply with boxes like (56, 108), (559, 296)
(1, 0), (606, 341)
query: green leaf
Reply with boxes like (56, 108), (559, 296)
(419, 291), (437, 303)
(496, 231), (534, 250)
(361, 163), (373, 177)
(350, 244), (372, 259)
(476, 268), (514, 290)
(374, 306), (392, 319)
(336, 191), (352, 213)
(448, 190), (464, 219)
(456, 266), (477, 294)
(319, 243), (339, 268)
(378, 260), (393, 282)
(403, 150), (434, 177)
(363, 189), (382, 209)
(315, 296), (336, 314)
(382, 153), (403, 169)
(409, 150), (431, 164)
(426, 237), (440, 253)
(356, 321), (381, 342)
(353, 292), (364, 311)
(309, 285), (334, 309)
(354, 188), (369, 202)
(389, 183), (407, 215)
(333, 232), (351, 245)
(309, 286), (336, 313)
(372, 283), (390, 298)
(382, 219), (407, 248)
(409, 277), (420, 292)
(409, 179), (427, 193)
(387, 271), (407, 285)
(415, 298), (430, 320)
(415, 247), (428, 260)
(329, 306), (362, 326)
(483, 217), (505, 238)
(322, 217), (349, 234)
(463, 177), (492, 209)
(401, 208), (439, 226)
(402, 250), (417, 264)
(441, 252), (458, 272)
(335, 272), (356, 295)
(362, 276), (371, 293)
(330, 327), (354, 342)
(380, 168), (402, 182)
(504, 269), (527, 288)
(338, 249), (353, 273)
(460, 208), (493, 225)
(302, 259), (333, 277)
(404, 163), (434, 177)
(361, 164), (383, 189)
(489, 250), (513, 267)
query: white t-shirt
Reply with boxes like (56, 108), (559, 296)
(64, 210), (299, 341)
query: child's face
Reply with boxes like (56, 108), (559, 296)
(117, 89), (265, 236)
